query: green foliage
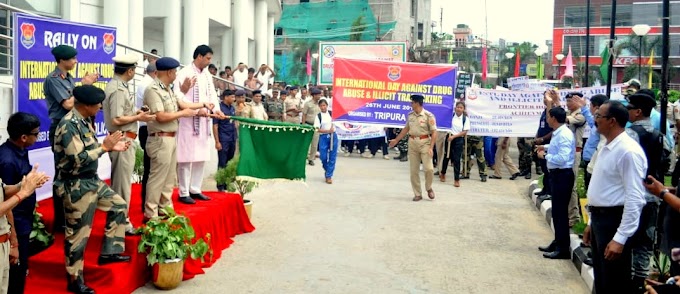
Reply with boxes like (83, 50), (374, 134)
(576, 169), (587, 199)
(137, 207), (212, 266)
(349, 15), (366, 42)
(214, 156), (257, 199)
(572, 221), (587, 235)
(668, 90), (680, 104)
(652, 251), (672, 282)
(133, 143), (144, 183)
(29, 205), (53, 246)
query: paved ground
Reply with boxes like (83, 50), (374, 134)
(135, 150), (589, 294)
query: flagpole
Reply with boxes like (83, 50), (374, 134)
(605, 0), (617, 99)
(660, 0), (670, 135)
(585, 0), (591, 87)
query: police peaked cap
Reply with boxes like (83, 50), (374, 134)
(310, 88), (322, 95)
(252, 90), (262, 95)
(411, 94), (425, 102)
(73, 85), (106, 105)
(279, 90), (288, 95)
(155, 57), (181, 71)
(51, 45), (78, 60)
(112, 53), (138, 68)
(235, 89), (246, 96)
(627, 93), (656, 112)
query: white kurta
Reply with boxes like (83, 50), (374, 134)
(174, 63), (219, 163)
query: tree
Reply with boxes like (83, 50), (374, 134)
(499, 42), (539, 81)
(283, 39), (319, 84)
(615, 34), (662, 83)
(349, 15), (366, 41)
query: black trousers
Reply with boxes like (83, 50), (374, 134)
(368, 137), (388, 156)
(7, 233), (30, 294)
(549, 168), (575, 252)
(347, 139), (368, 154)
(139, 126), (151, 213)
(217, 140), (237, 190)
(539, 158), (552, 194)
(49, 121), (65, 232)
(441, 137), (464, 180)
(584, 160), (592, 190)
(590, 206), (634, 294)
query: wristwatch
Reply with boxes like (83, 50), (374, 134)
(660, 189), (670, 200)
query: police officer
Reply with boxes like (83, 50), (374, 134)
(103, 53), (156, 235)
(303, 88), (323, 165)
(389, 95), (437, 201)
(234, 89), (252, 117)
(463, 135), (488, 182)
(44, 45), (99, 233)
(143, 57), (205, 220)
(517, 137), (534, 179)
(213, 89), (237, 191)
(265, 89), (285, 122)
(53, 85), (131, 294)
(284, 86), (302, 124)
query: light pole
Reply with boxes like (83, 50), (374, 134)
(632, 24), (651, 82)
(556, 53), (565, 80)
(496, 52), (501, 86)
(504, 52), (514, 86)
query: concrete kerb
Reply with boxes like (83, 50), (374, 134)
(526, 181), (595, 291)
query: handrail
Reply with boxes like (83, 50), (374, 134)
(0, 2), (254, 91)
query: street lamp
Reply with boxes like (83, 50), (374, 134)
(556, 53), (565, 79)
(632, 24), (651, 81)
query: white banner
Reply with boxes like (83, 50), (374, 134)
(465, 85), (625, 137)
(507, 76), (529, 90)
(333, 122), (386, 140)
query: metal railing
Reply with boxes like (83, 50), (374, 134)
(0, 2), (253, 92)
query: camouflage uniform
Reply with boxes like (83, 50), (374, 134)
(393, 128), (408, 161)
(517, 137), (534, 174)
(463, 135), (487, 179)
(265, 97), (285, 122)
(53, 109), (127, 279)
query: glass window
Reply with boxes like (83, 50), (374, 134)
(10, 0), (61, 16)
(411, 0), (416, 17)
(564, 6), (596, 27)
(672, 3), (680, 26)
(632, 3), (661, 26)
(601, 4), (632, 26)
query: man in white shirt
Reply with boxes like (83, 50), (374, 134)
(255, 64), (275, 93)
(232, 62), (248, 87)
(583, 100), (647, 294)
(248, 90), (268, 121)
(136, 63), (156, 212)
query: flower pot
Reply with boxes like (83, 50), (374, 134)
(152, 258), (184, 290)
(244, 199), (252, 220)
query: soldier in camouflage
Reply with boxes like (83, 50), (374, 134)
(462, 135), (487, 182)
(517, 137), (534, 179)
(53, 85), (131, 294)
(265, 88), (285, 122)
(392, 128), (408, 162)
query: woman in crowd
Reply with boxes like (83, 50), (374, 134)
(315, 99), (338, 184)
(439, 102), (469, 187)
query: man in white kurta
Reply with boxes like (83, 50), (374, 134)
(173, 45), (221, 204)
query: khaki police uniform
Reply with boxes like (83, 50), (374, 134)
(103, 74), (137, 231)
(143, 78), (180, 219)
(303, 99), (321, 161)
(566, 108), (586, 225)
(236, 101), (252, 118)
(405, 109), (437, 197)
(284, 96), (302, 124)
(0, 180), (10, 294)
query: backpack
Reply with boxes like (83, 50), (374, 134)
(317, 111), (331, 124)
(630, 125), (670, 181)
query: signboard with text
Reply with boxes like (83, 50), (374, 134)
(318, 41), (406, 85)
(455, 73), (473, 100)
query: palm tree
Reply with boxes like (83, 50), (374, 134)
(615, 34), (661, 82)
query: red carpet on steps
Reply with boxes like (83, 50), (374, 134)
(24, 184), (255, 294)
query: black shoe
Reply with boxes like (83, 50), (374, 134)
(98, 254), (131, 265)
(460, 175), (470, 179)
(481, 176), (487, 182)
(534, 190), (547, 196)
(67, 277), (95, 294)
(536, 169), (543, 175)
(518, 170), (528, 177)
(537, 195), (552, 201)
(543, 251), (570, 259)
(190, 193), (211, 201)
(308, 160), (315, 166)
(434, 171), (440, 176)
(178, 196), (196, 204)
(583, 257), (593, 266)
(510, 173), (520, 180)
(538, 241), (557, 252)
(524, 172), (532, 179)
(489, 175), (502, 179)
(400, 155), (408, 162)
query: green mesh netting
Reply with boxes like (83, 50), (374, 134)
(274, 1), (396, 85)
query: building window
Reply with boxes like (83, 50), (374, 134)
(411, 0), (416, 17)
(673, 3), (680, 26)
(418, 22), (423, 40)
(564, 6), (596, 27)
(300, 0), (309, 3)
(563, 35), (600, 57)
(601, 4), (632, 26)
(632, 3), (661, 26)
(275, 27), (283, 36)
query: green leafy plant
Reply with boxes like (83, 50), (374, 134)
(214, 156), (257, 199)
(651, 251), (672, 282)
(669, 90), (680, 104)
(572, 221), (587, 235)
(29, 205), (53, 246)
(137, 207), (212, 266)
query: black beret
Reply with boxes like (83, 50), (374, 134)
(290, 86), (299, 90)
(280, 90), (288, 95)
(156, 57), (180, 71)
(627, 93), (656, 112)
(221, 89), (235, 97)
(252, 90), (262, 95)
(411, 94), (425, 102)
(51, 45), (77, 60)
(310, 88), (322, 95)
(73, 85), (105, 105)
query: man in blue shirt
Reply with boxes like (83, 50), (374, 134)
(213, 89), (238, 192)
(0, 112), (41, 293)
(537, 107), (576, 259)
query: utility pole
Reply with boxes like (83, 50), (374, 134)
(605, 0), (616, 98)
(440, 7), (443, 34)
(585, 0), (591, 87)
(660, 0), (670, 135)
(376, 16), (381, 41)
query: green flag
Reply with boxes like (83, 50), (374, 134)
(536, 56), (543, 79)
(230, 117), (314, 182)
(599, 47), (610, 82)
(448, 48), (453, 64)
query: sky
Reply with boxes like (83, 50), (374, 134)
(429, 0), (554, 53)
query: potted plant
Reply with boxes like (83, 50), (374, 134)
(137, 207), (212, 290)
(28, 205), (54, 256)
(215, 156), (257, 219)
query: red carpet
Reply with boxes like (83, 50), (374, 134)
(25, 184), (255, 294)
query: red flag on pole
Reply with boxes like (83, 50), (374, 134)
(306, 49), (312, 77)
(481, 45), (488, 81)
(514, 48), (520, 77)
